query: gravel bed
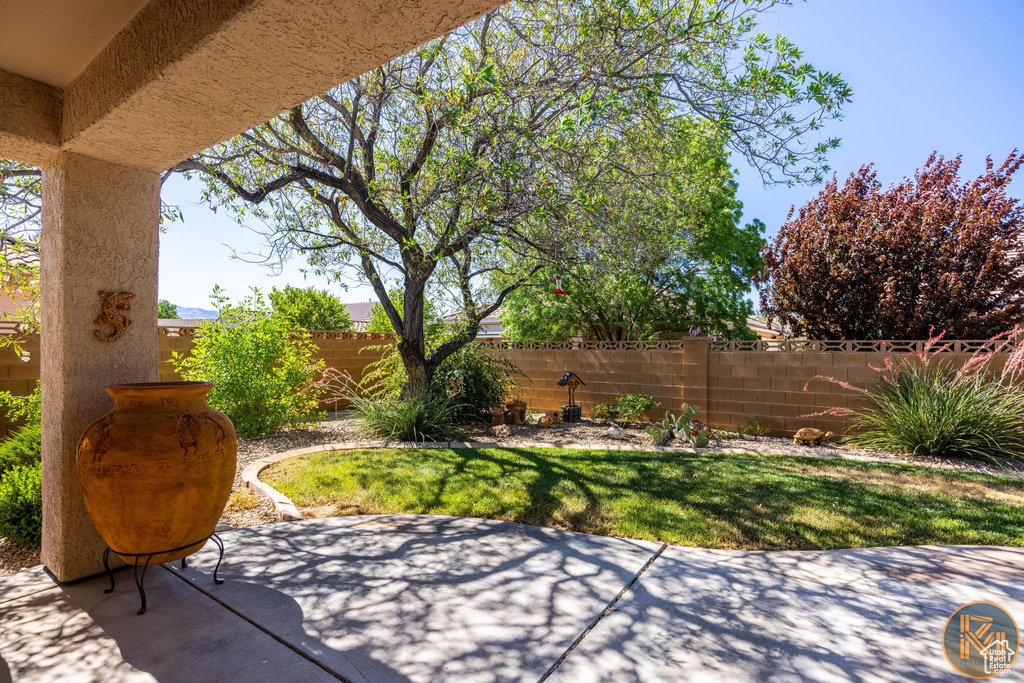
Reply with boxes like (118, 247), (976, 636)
(221, 411), (362, 529)
(461, 416), (1024, 478)
(0, 538), (39, 576)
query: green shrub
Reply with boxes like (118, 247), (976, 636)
(849, 361), (1024, 462)
(433, 344), (523, 421)
(172, 289), (327, 437)
(0, 384), (41, 426)
(810, 331), (1024, 463)
(592, 394), (659, 423)
(591, 403), (620, 421)
(0, 462), (42, 546)
(0, 424), (41, 476)
(268, 285), (354, 331)
(350, 392), (463, 442)
(158, 299), (179, 318)
(361, 312), (522, 422)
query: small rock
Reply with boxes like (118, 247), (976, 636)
(607, 426), (626, 439)
(489, 424), (513, 438)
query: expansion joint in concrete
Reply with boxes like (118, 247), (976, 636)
(540, 542), (668, 681)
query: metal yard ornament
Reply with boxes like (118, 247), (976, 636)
(558, 371), (585, 423)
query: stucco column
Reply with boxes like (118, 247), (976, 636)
(40, 153), (160, 582)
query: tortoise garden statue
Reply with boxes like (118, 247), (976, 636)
(793, 428), (834, 446)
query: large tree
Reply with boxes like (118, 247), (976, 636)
(758, 151), (1024, 339)
(500, 119), (764, 341)
(178, 0), (849, 396)
(0, 160), (182, 343)
(0, 161), (43, 338)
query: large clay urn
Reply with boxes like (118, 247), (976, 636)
(77, 382), (237, 565)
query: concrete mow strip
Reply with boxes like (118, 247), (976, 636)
(548, 545), (1000, 682)
(172, 514), (662, 683)
(0, 564), (337, 683)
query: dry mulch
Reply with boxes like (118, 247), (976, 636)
(220, 412), (362, 529)
(0, 538), (39, 576)
(461, 417), (1024, 479)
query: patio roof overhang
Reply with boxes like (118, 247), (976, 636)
(0, 0), (498, 170)
(0, 0), (503, 582)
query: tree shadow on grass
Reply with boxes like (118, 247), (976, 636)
(365, 448), (1024, 550)
(279, 447), (1024, 550)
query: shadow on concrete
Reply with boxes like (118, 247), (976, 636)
(550, 544), (1024, 682)
(0, 560), (339, 682)
(174, 515), (660, 682)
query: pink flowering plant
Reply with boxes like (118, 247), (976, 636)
(804, 328), (1024, 462)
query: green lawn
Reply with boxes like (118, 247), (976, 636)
(262, 448), (1024, 550)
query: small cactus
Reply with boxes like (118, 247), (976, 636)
(661, 404), (712, 446)
(647, 425), (669, 446)
(662, 413), (687, 438)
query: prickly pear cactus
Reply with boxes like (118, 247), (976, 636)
(647, 425), (669, 446)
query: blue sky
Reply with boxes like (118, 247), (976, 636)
(158, 0), (1024, 311)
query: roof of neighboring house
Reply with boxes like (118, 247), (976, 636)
(158, 318), (214, 327)
(344, 301), (375, 331)
(747, 316), (783, 339)
(442, 307), (504, 337)
(442, 307), (501, 324)
(161, 302), (379, 331)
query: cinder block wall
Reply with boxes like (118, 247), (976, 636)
(705, 349), (878, 436)
(493, 340), (709, 422)
(158, 332), (393, 409)
(0, 333), (1008, 438)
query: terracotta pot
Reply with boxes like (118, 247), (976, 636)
(76, 382), (237, 565)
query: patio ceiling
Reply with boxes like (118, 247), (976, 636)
(0, 0), (150, 87)
(0, 0), (501, 171)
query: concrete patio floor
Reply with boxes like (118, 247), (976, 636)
(1, 516), (1021, 682)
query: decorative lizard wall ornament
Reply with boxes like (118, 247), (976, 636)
(94, 291), (135, 342)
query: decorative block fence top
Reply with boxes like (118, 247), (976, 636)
(156, 326), (398, 340)
(709, 338), (1020, 353)
(0, 320), (1014, 353)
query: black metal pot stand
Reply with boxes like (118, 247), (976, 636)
(101, 532), (225, 615)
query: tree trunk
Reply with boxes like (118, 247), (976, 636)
(402, 347), (430, 398)
(398, 278), (431, 399)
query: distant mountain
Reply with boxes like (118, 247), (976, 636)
(172, 306), (219, 320)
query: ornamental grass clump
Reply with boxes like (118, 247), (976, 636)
(806, 330), (1024, 463)
(350, 392), (463, 443)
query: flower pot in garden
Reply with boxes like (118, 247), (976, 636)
(76, 382), (236, 565)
